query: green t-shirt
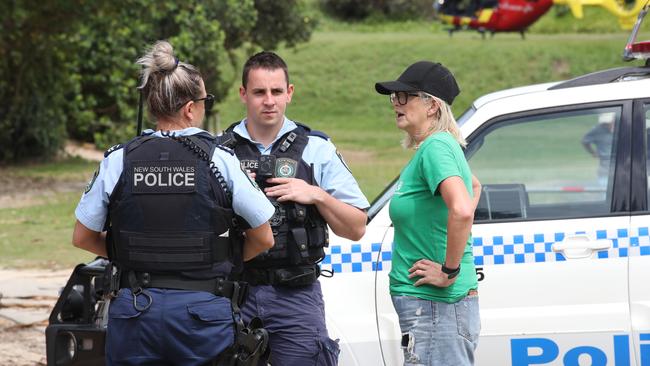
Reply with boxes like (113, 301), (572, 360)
(389, 132), (478, 303)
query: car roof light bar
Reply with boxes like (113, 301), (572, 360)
(623, 0), (650, 63)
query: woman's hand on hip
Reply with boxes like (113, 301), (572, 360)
(408, 259), (456, 288)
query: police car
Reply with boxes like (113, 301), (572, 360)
(318, 11), (650, 366)
(47, 11), (650, 366)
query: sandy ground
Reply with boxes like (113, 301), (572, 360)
(0, 141), (102, 210)
(0, 269), (71, 366)
(0, 317), (47, 366)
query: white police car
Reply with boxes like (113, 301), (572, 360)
(319, 9), (650, 366)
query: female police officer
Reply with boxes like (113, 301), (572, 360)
(72, 40), (274, 365)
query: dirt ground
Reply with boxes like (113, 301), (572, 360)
(0, 141), (101, 209)
(0, 142), (101, 365)
(0, 269), (70, 366)
(0, 317), (47, 366)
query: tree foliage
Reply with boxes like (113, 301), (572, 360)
(0, 1), (84, 161)
(0, 1), (316, 161)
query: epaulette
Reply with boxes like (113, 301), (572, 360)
(309, 130), (330, 141)
(294, 121), (329, 141)
(224, 121), (241, 133)
(104, 143), (123, 157)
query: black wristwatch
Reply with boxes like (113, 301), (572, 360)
(441, 263), (461, 279)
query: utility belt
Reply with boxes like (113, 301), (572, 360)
(102, 263), (268, 366)
(242, 264), (320, 287)
(110, 269), (248, 307)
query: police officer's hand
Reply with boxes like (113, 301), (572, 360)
(264, 177), (322, 204)
(408, 259), (456, 288)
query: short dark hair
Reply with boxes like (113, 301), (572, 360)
(242, 51), (289, 88)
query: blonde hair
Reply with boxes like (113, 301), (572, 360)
(402, 93), (466, 149)
(136, 40), (203, 120)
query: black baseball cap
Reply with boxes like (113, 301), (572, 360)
(375, 61), (460, 105)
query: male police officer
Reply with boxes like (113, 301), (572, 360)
(219, 51), (369, 365)
(72, 41), (274, 365)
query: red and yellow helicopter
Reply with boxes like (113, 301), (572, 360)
(436, 0), (647, 36)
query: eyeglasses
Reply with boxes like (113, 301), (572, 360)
(390, 91), (421, 105)
(177, 93), (215, 113)
(194, 94), (215, 113)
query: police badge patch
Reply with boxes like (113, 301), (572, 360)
(240, 166), (261, 190)
(84, 167), (100, 194)
(275, 158), (298, 178)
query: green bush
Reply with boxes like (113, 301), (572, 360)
(0, 1), (316, 160)
(71, 0), (316, 150)
(377, 0), (434, 21)
(320, 0), (432, 21)
(0, 2), (84, 161)
(320, 0), (375, 20)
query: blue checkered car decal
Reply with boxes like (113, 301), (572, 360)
(321, 242), (390, 274)
(319, 226), (650, 273)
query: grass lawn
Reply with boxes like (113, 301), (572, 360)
(0, 192), (96, 269)
(0, 158), (98, 268)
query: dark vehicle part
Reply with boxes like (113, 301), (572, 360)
(46, 259), (269, 366)
(46, 258), (109, 366)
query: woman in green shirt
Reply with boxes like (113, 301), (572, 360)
(375, 61), (482, 366)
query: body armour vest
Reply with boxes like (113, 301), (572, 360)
(218, 123), (329, 269)
(106, 133), (240, 277)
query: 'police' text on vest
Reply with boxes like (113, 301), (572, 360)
(132, 160), (198, 194)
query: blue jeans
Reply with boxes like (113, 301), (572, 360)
(391, 293), (480, 366)
(241, 281), (340, 366)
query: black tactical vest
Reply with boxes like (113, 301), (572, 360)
(106, 132), (240, 277)
(218, 122), (329, 269)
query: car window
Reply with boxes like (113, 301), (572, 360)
(468, 106), (621, 222)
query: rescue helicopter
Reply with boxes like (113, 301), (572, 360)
(435, 0), (648, 37)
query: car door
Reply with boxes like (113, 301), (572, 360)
(376, 102), (636, 366)
(629, 99), (650, 366)
(468, 102), (634, 366)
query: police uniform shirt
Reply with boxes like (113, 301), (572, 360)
(232, 118), (370, 210)
(75, 128), (275, 233)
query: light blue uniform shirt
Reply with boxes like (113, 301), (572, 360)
(232, 117), (369, 210)
(75, 128), (274, 232)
